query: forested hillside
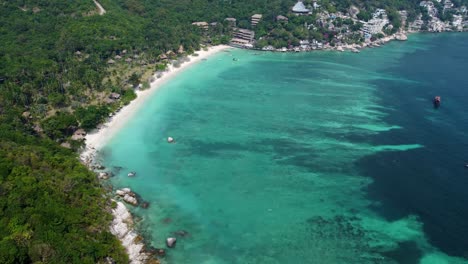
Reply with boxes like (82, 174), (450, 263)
(0, 0), (466, 262)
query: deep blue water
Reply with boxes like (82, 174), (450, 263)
(361, 33), (468, 259)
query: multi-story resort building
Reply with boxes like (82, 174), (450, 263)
(230, 28), (255, 48)
(251, 14), (262, 27)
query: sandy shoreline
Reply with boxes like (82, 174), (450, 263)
(81, 44), (230, 162)
(79, 45), (230, 263)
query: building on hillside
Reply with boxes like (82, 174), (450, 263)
(313, 1), (320, 9)
(72, 129), (86, 141)
(409, 15), (424, 31)
(192, 21), (209, 30)
(230, 28), (255, 48)
(444, 0), (454, 9)
(420, 1), (434, 8)
(399, 10), (408, 26)
(361, 17), (389, 36)
(232, 28), (255, 41)
(420, 1), (438, 17)
(225, 17), (237, 27)
(373, 8), (387, 19)
(109, 93), (121, 100)
(292, 1), (310, 15)
(251, 14), (262, 27)
(452, 14), (463, 30)
(299, 40), (310, 50)
(460, 6), (467, 14)
(276, 15), (289, 22)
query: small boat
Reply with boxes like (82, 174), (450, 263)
(433, 96), (441, 108)
(232, 58), (238, 61)
(128, 171), (136, 177)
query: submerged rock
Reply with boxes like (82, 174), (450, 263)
(141, 202), (150, 209)
(148, 247), (166, 257)
(173, 230), (189, 237)
(162, 217), (172, 224)
(166, 237), (177, 248)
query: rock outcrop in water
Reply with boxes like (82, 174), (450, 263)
(80, 141), (156, 263)
(166, 237), (177, 248)
(98, 172), (111, 180)
(116, 188), (139, 206)
(141, 201), (150, 209)
(172, 230), (189, 237)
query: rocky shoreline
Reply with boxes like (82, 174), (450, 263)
(80, 147), (157, 264)
(242, 32), (410, 53)
(110, 201), (153, 264)
(251, 30), (466, 53)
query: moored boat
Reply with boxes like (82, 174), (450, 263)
(433, 96), (441, 108)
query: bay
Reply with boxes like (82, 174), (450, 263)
(99, 33), (468, 264)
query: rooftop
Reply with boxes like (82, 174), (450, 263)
(292, 1), (310, 13)
(192, 22), (209, 26)
(276, 15), (288, 21)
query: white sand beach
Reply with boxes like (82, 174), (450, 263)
(81, 45), (231, 162)
(80, 45), (231, 262)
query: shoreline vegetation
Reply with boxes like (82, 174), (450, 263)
(80, 45), (230, 263)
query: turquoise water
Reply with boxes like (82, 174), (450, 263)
(99, 33), (468, 263)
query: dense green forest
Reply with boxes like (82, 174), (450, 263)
(0, 109), (128, 263)
(0, 0), (466, 262)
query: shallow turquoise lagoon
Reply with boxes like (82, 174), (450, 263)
(99, 33), (468, 264)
